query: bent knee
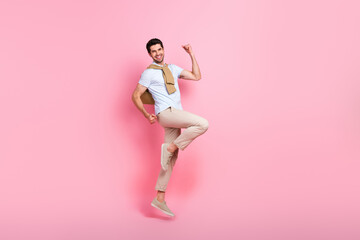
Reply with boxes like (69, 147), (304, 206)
(199, 119), (209, 132)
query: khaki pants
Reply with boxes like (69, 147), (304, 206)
(155, 106), (209, 191)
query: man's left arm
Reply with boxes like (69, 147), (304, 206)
(179, 44), (201, 81)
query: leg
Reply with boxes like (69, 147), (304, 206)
(158, 107), (209, 151)
(155, 127), (181, 200)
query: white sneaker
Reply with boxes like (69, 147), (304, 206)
(151, 197), (175, 217)
(161, 143), (174, 171)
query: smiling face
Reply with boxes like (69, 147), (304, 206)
(148, 43), (165, 65)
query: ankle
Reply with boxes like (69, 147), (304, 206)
(157, 191), (165, 202)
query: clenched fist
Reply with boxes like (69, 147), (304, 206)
(146, 113), (157, 124)
(182, 44), (193, 55)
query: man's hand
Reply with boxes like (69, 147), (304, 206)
(182, 44), (193, 55)
(146, 113), (157, 124)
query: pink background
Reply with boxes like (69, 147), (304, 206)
(1, 0), (359, 239)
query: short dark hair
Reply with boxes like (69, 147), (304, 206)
(146, 38), (163, 53)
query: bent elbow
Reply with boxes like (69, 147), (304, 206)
(131, 92), (139, 102)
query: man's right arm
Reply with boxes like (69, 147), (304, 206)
(131, 83), (157, 124)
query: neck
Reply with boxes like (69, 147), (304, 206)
(153, 60), (164, 66)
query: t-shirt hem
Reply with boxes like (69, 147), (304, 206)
(156, 105), (182, 115)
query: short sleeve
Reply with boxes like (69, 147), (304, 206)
(138, 70), (152, 88)
(171, 64), (184, 78)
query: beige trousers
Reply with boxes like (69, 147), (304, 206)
(155, 106), (209, 191)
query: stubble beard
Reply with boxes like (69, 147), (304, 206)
(153, 55), (164, 64)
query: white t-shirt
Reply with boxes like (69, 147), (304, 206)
(138, 61), (184, 115)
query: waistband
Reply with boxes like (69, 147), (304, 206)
(157, 106), (174, 116)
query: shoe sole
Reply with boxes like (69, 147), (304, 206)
(161, 144), (168, 171)
(151, 202), (175, 217)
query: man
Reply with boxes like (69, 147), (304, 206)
(131, 38), (209, 217)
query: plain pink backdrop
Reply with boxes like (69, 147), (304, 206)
(0, 0), (359, 239)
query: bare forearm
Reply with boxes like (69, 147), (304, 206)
(132, 95), (149, 118)
(190, 53), (201, 80)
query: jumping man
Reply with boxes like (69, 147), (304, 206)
(131, 38), (209, 217)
